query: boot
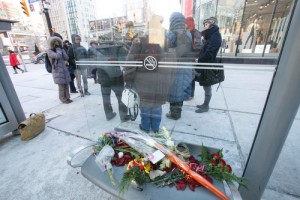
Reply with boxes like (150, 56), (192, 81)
(166, 112), (181, 120)
(84, 89), (91, 95)
(21, 69), (24, 73)
(195, 104), (209, 113)
(166, 102), (182, 120)
(196, 94), (211, 113)
(106, 112), (116, 121)
(13, 69), (18, 74)
(79, 90), (84, 97)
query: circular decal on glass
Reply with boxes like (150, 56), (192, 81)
(143, 56), (158, 71)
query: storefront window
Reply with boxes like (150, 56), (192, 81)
(194, 0), (295, 57)
(237, 0), (294, 57)
(216, 0), (245, 55)
(266, 0), (294, 55)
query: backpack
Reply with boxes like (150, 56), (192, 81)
(191, 29), (203, 51)
(45, 53), (52, 73)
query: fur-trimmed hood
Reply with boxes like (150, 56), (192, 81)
(48, 36), (63, 49)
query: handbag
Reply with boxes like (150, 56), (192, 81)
(200, 66), (225, 86)
(18, 113), (46, 141)
(121, 87), (140, 121)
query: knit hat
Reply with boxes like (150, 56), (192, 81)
(185, 17), (195, 31)
(203, 17), (218, 26)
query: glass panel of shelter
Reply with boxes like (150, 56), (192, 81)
(73, 1), (280, 180)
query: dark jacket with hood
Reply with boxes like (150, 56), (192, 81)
(46, 36), (71, 84)
(67, 34), (88, 69)
(124, 36), (174, 108)
(166, 12), (193, 103)
(197, 25), (222, 86)
(87, 45), (123, 86)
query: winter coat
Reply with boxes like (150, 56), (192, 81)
(88, 45), (123, 84)
(67, 34), (88, 70)
(167, 12), (193, 103)
(124, 36), (175, 108)
(47, 36), (71, 85)
(9, 53), (20, 66)
(197, 25), (222, 86)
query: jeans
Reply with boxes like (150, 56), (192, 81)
(140, 106), (162, 132)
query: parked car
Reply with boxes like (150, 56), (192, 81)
(32, 52), (46, 64)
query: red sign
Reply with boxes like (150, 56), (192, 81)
(183, 0), (193, 17)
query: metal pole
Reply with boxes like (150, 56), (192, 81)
(42, 0), (53, 36)
(215, 0), (219, 17)
(44, 10), (52, 36)
(239, 1), (300, 199)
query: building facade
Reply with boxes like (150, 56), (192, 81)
(183, 0), (294, 57)
(65, 0), (97, 43)
(0, 0), (46, 55)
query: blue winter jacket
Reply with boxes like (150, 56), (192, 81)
(167, 12), (193, 103)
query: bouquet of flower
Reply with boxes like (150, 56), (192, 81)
(93, 128), (246, 200)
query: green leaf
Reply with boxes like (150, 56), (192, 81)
(200, 144), (209, 161)
(119, 166), (150, 195)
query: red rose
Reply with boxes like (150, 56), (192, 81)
(188, 183), (196, 191)
(219, 158), (226, 166)
(176, 180), (187, 190)
(210, 159), (217, 166)
(211, 153), (221, 160)
(188, 156), (200, 164)
(226, 164), (232, 172)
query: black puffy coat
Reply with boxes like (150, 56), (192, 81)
(197, 25), (222, 86)
(124, 36), (175, 108)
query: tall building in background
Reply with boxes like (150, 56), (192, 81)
(41, 0), (70, 40)
(65, 0), (97, 43)
(0, 0), (47, 55)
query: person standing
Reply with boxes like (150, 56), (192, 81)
(88, 40), (129, 122)
(196, 17), (222, 113)
(124, 14), (174, 132)
(186, 17), (203, 100)
(67, 34), (90, 97)
(166, 12), (193, 120)
(63, 40), (78, 93)
(47, 36), (72, 104)
(8, 50), (24, 74)
(87, 41), (99, 83)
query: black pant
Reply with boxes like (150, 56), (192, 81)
(13, 65), (23, 71)
(101, 77), (128, 120)
(69, 73), (76, 92)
